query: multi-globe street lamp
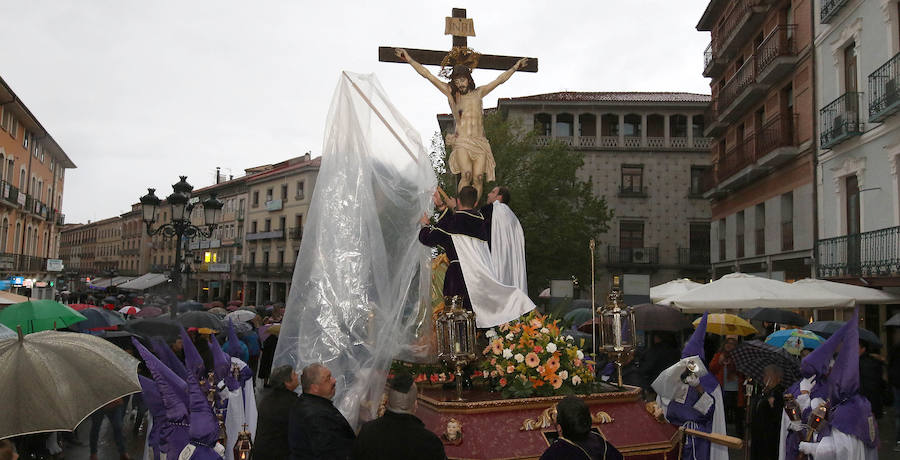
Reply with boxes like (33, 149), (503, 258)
(139, 176), (223, 319)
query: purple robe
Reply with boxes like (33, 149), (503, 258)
(138, 375), (164, 460)
(133, 339), (191, 459)
(664, 373), (720, 460)
(185, 355), (224, 459)
(827, 313), (878, 449)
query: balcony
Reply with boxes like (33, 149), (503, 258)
(821, 0), (850, 24)
(755, 113), (798, 168)
(820, 92), (862, 149)
(868, 52), (900, 123)
(755, 25), (798, 85)
(617, 186), (647, 198)
(56, 212), (65, 226)
(535, 134), (711, 151)
(606, 246), (659, 267)
(289, 227), (303, 240)
(816, 226), (900, 278)
(713, 0), (767, 60)
(703, 42), (726, 78)
(677, 247), (710, 268)
(243, 262), (292, 276)
(704, 103), (726, 137)
(719, 56), (767, 122)
(245, 229), (285, 241)
(0, 253), (50, 273)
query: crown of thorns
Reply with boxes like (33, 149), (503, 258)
(439, 47), (480, 78)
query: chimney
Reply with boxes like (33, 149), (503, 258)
(216, 167), (221, 184)
(229, 175), (233, 180)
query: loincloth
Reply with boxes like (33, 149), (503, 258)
(447, 135), (496, 182)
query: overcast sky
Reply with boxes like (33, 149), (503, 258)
(0, 1), (710, 224)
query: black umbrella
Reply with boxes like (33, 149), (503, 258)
(632, 303), (691, 331)
(739, 307), (805, 326)
(178, 311), (224, 331)
(177, 301), (205, 313)
(70, 307), (126, 332)
(102, 296), (118, 304)
(886, 313), (900, 327)
(125, 318), (182, 339)
(805, 321), (882, 348)
(730, 340), (801, 388)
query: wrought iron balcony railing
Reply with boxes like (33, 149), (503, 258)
(0, 253), (51, 272)
(289, 227), (303, 240)
(704, 42), (714, 69)
(756, 113), (797, 158)
(868, 51), (900, 123)
(820, 92), (862, 149)
(755, 25), (797, 75)
(607, 246), (659, 266)
(677, 247), (710, 267)
(719, 55), (757, 111)
(617, 186), (647, 197)
(821, 0), (850, 24)
(816, 226), (900, 278)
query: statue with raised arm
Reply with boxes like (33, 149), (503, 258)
(395, 48), (528, 199)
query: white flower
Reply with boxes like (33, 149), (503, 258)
(502, 348), (513, 359)
(566, 335), (574, 342)
(572, 375), (582, 385)
(485, 328), (497, 338)
(540, 327), (549, 334)
(559, 370), (569, 380)
(514, 353), (525, 363)
(546, 342), (557, 353)
(576, 350), (584, 360)
(506, 333), (515, 341)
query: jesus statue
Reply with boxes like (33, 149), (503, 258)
(395, 48), (528, 199)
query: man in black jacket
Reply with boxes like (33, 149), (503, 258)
(252, 365), (300, 460)
(351, 373), (446, 460)
(289, 363), (356, 460)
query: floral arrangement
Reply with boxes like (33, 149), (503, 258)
(390, 361), (456, 386)
(475, 311), (595, 398)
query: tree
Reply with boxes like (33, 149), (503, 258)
(430, 112), (613, 299)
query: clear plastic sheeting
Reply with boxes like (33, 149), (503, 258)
(272, 71), (437, 429)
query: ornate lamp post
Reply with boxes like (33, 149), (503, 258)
(598, 275), (636, 388)
(139, 176), (224, 319)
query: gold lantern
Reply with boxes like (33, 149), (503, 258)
(232, 424), (253, 460)
(435, 295), (476, 401)
(598, 276), (636, 388)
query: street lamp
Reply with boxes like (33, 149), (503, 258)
(139, 176), (224, 318)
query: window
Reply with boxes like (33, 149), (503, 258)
(266, 188), (273, 201)
(23, 130), (30, 149)
(264, 218), (271, 232)
(534, 113), (551, 136)
(844, 42), (858, 93)
(692, 115), (705, 139)
(620, 165), (644, 194)
(251, 221), (257, 233)
(555, 113), (574, 137)
(296, 182), (305, 200)
(278, 250), (285, 266)
(249, 252), (256, 264)
(755, 204), (765, 255)
(279, 216), (286, 231)
(252, 191), (259, 207)
(601, 114), (619, 136)
(689, 222), (710, 265)
(781, 192), (794, 251)
(690, 166), (706, 196)
(718, 219), (726, 261)
(623, 114), (641, 137)
(281, 184), (288, 200)
(619, 221), (644, 249)
(671, 115), (688, 138)
(736, 211), (745, 258)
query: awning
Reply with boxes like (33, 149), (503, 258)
(117, 273), (169, 291)
(89, 276), (136, 289)
(0, 291), (32, 306)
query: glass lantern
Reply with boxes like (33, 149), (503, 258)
(435, 295), (476, 400)
(598, 276), (636, 388)
(232, 424), (253, 460)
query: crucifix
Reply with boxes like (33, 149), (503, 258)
(379, 8), (538, 199)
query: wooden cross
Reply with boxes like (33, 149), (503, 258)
(378, 8), (538, 72)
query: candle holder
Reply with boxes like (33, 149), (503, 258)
(435, 295), (476, 401)
(232, 423), (253, 460)
(598, 276), (636, 388)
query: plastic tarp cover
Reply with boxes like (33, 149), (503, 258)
(272, 72), (436, 429)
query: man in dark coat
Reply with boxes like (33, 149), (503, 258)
(351, 373), (446, 460)
(858, 341), (887, 418)
(289, 363), (356, 460)
(253, 365), (300, 460)
(540, 396), (623, 460)
(418, 186), (488, 311)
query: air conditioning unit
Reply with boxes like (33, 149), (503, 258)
(632, 249), (649, 264)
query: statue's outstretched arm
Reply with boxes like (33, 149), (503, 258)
(479, 57), (529, 97)
(395, 48), (450, 97)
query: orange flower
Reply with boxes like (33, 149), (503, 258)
(549, 375), (563, 389)
(547, 354), (561, 372)
(525, 352), (540, 368)
(499, 377), (508, 387)
(491, 340), (504, 355)
(530, 377), (545, 388)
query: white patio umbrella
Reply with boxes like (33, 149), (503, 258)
(661, 273), (854, 312)
(650, 278), (703, 303)
(791, 278), (900, 305)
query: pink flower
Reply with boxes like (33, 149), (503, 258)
(507, 365), (515, 373)
(533, 345), (543, 353)
(499, 377), (508, 387)
(525, 352), (540, 368)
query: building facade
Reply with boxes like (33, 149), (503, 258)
(487, 92), (714, 290)
(94, 216), (122, 275)
(698, 0), (817, 282)
(813, 0), (900, 328)
(0, 75), (76, 290)
(120, 204), (149, 276)
(241, 154), (319, 305)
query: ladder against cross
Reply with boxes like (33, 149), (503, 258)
(378, 8), (538, 72)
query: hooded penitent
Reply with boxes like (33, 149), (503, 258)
(181, 359), (225, 459)
(138, 375), (165, 460)
(132, 338), (191, 459)
(218, 323), (258, 460)
(827, 309), (878, 449)
(151, 336), (189, 381)
(181, 327), (207, 383)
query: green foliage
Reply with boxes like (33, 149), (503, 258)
(430, 112), (613, 298)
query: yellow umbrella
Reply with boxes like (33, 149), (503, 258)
(692, 313), (758, 336)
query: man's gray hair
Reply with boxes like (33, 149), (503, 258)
(300, 363), (327, 393)
(269, 365), (295, 389)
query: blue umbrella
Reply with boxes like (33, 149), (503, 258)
(70, 307), (126, 332)
(765, 329), (824, 354)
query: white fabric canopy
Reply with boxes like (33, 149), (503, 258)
(117, 273), (169, 291)
(0, 291), (32, 306)
(0, 324), (15, 340)
(650, 278), (703, 303)
(791, 278), (900, 305)
(662, 273), (854, 312)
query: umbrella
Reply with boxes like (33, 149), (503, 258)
(0, 329), (141, 439)
(208, 307), (228, 317)
(227, 300), (243, 307)
(632, 303), (691, 331)
(66, 304), (95, 311)
(208, 301), (224, 309)
(805, 321), (882, 348)
(69, 307), (126, 332)
(178, 311), (224, 331)
(765, 329), (824, 355)
(225, 310), (256, 323)
(564, 308), (593, 328)
(0, 324), (14, 340)
(730, 340), (801, 388)
(692, 313), (757, 336)
(125, 318), (182, 339)
(118, 306), (141, 316)
(0, 291), (32, 306)
(739, 307), (805, 326)
(0, 300), (87, 334)
(233, 321), (253, 334)
(887, 313), (900, 327)
(662, 273), (854, 312)
(134, 306), (163, 318)
(177, 301), (205, 313)
(538, 288), (551, 299)
(792, 278), (900, 305)
(650, 278), (703, 303)
(102, 296), (118, 304)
